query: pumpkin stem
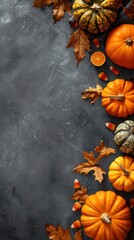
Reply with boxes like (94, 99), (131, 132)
(109, 94), (125, 101)
(125, 38), (133, 46)
(91, 3), (101, 9)
(119, 164), (130, 176)
(101, 213), (111, 224)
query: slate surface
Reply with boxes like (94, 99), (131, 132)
(0, 0), (134, 239)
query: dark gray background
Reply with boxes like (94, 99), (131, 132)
(0, 0), (134, 239)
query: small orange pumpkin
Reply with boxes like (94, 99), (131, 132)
(108, 155), (134, 192)
(101, 79), (134, 118)
(105, 24), (134, 69)
(81, 190), (132, 240)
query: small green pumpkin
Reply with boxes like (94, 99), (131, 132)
(114, 120), (134, 155)
(72, 0), (121, 34)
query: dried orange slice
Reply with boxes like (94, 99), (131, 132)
(90, 51), (106, 67)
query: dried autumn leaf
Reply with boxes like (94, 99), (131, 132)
(95, 140), (116, 161)
(73, 141), (116, 183)
(73, 151), (106, 183)
(67, 28), (91, 65)
(91, 165), (106, 183)
(74, 230), (82, 240)
(83, 151), (98, 165)
(33, 0), (53, 8)
(72, 185), (88, 203)
(123, 0), (134, 19)
(114, 0), (122, 9)
(81, 84), (103, 104)
(45, 224), (72, 240)
(53, 0), (71, 23)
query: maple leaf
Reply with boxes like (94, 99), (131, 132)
(95, 140), (116, 161)
(67, 28), (91, 65)
(72, 185), (88, 203)
(81, 84), (103, 104)
(73, 150), (106, 183)
(123, 0), (134, 19)
(53, 0), (71, 23)
(33, 0), (53, 8)
(73, 141), (116, 183)
(74, 230), (82, 240)
(45, 224), (72, 240)
(91, 165), (106, 182)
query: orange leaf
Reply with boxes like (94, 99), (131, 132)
(67, 28), (91, 65)
(73, 141), (116, 182)
(92, 165), (106, 183)
(94, 140), (116, 161)
(83, 151), (98, 165)
(45, 224), (72, 240)
(81, 84), (103, 104)
(71, 186), (88, 203)
(33, 0), (53, 8)
(123, 0), (134, 19)
(74, 230), (82, 240)
(73, 150), (106, 182)
(53, 0), (71, 23)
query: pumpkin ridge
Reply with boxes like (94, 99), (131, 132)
(96, 10), (111, 33)
(111, 219), (132, 239)
(101, 8), (116, 24)
(87, 12), (98, 33)
(79, 10), (93, 29)
(114, 132), (130, 149)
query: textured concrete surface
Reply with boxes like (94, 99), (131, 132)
(0, 0), (133, 239)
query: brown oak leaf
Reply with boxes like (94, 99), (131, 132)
(53, 0), (71, 23)
(74, 230), (82, 240)
(72, 185), (88, 203)
(45, 224), (72, 240)
(67, 28), (91, 65)
(33, 0), (53, 8)
(95, 140), (116, 161)
(123, 0), (134, 19)
(81, 84), (103, 104)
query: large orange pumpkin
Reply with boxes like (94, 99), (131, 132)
(108, 155), (134, 192)
(81, 191), (132, 240)
(101, 79), (134, 118)
(105, 24), (134, 69)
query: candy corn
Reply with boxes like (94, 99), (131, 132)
(106, 123), (116, 131)
(130, 198), (134, 208)
(98, 72), (108, 81)
(74, 179), (81, 190)
(110, 66), (120, 75)
(71, 220), (81, 229)
(93, 38), (100, 48)
(72, 202), (82, 211)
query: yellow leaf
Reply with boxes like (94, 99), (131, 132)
(81, 84), (103, 104)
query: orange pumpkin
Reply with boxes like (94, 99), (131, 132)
(81, 191), (132, 240)
(105, 24), (134, 69)
(108, 155), (134, 192)
(101, 79), (134, 118)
